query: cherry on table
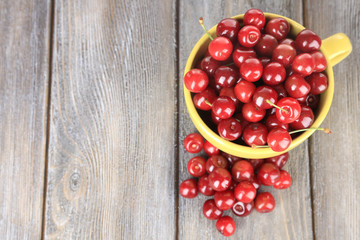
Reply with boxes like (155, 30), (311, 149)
(244, 8), (265, 29)
(250, 176), (261, 190)
(257, 163), (280, 186)
(272, 43), (297, 68)
(203, 140), (220, 156)
(232, 47), (257, 68)
(232, 200), (254, 217)
(295, 29), (321, 52)
(248, 158), (264, 171)
(201, 56), (221, 77)
(184, 133), (204, 153)
(265, 17), (290, 40)
(274, 170), (292, 189)
(214, 66), (239, 88)
(275, 97), (301, 123)
(216, 18), (241, 42)
(216, 216), (236, 237)
(212, 96), (236, 119)
(208, 36), (233, 61)
(255, 34), (278, 57)
(267, 127), (292, 152)
(179, 178), (198, 198)
(240, 58), (263, 82)
(307, 72), (328, 95)
(234, 79), (256, 103)
(292, 53), (315, 76)
(208, 167), (232, 191)
(218, 117), (242, 141)
(221, 152), (243, 167)
(193, 87), (217, 111)
(289, 105), (314, 130)
(253, 85), (278, 110)
(203, 199), (223, 220)
(254, 192), (275, 213)
(184, 68), (209, 93)
(243, 123), (268, 146)
(206, 155), (229, 173)
(198, 174), (215, 196)
(311, 51), (327, 72)
(231, 160), (254, 182)
(238, 25), (261, 48)
(214, 190), (236, 210)
(285, 73), (311, 98)
(266, 114), (289, 131)
(242, 102), (266, 122)
(265, 152), (289, 169)
(187, 156), (206, 177)
(234, 181), (257, 203)
(262, 62), (286, 85)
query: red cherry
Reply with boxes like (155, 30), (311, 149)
(242, 102), (266, 122)
(187, 156), (206, 177)
(234, 181), (257, 203)
(184, 133), (204, 153)
(218, 118), (242, 141)
(214, 66), (239, 87)
(296, 95), (307, 103)
(311, 51), (327, 72)
(262, 62), (286, 85)
(208, 36), (233, 61)
(259, 57), (271, 67)
(289, 105), (314, 130)
(272, 44), (297, 68)
(198, 174), (215, 196)
(243, 123), (268, 146)
(274, 170), (292, 189)
(272, 84), (288, 99)
(267, 127), (291, 152)
(265, 152), (289, 169)
(201, 56), (221, 77)
(234, 80), (256, 103)
(206, 155), (229, 173)
(179, 178), (198, 198)
(266, 114), (289, 131)
(285, 73), (311, 98)
(184, 69), (209, 93)
(257, 163), (280, 186)
(251, 176), (261, 190)
(211, 111), (222, 125)
(216, 216), (236, 237)
(228, 179), (237, 191)
(255, 192), (275, 213)
(231, 160), (254, 182)
(295, 29), (321, 52)
(238, 25), (261, 48)
(203, 199), (223, 220)
(232, 201), (254, 217)
(221, 152), (243, 167)
(219, 87), (240, 105)
(265, 17), (290, 40)
(244, 9), (265, 29)
(216, 18), (241, 42)
(234, 112), (251, 130)
(292, 53), (315, 76)
(307, 72), (328, 95)
(232, 47), (257, 68)
(208, 77), (222, 93)
(279, 38), (296, 48)
(208, 168), (232, 191)
(255, 34), (278, 57)
(193, 88), (217, 111)
(212, 96), (236, 119)
(240, 58), (263, 82)
(248, 158), (264, 171)
(204, 141), (220, 156)
(253, 85), (278, 110)
(304, 93), (320, 110)
(275, 97), (301, 123)
(214, 190), (236, 210)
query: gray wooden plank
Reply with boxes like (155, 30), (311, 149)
(305, 0), (360, 239)
(0, 0), (51, 239)
(178, 1), (314, 239)
(43, 0), (177, 238)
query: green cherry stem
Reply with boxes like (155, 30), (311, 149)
(266, 99), (288, 113)
(289, 127), (332, 135)
(204, 99), (213, 107)
(199, 17), (214, 40)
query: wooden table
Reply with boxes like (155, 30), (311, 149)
(1, 0), (359, 239)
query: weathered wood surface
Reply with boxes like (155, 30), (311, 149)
(0, 0), (51, 239)
(42, 0), (177, 239)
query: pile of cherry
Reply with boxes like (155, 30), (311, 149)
(184, 8), (330, 152)
(180, 132), (291, 237)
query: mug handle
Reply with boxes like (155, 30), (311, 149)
(321, 33), (352, 66)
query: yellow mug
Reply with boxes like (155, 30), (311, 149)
(184, 13), (352, 159)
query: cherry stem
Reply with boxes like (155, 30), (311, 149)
(265, 100), (289, 113)
(251, 144), (269, 149)
(199, 17), (214, 40)
(289, 127), (332, 135)
(225, 62), (235, 67)
(204, 99), (213, 107)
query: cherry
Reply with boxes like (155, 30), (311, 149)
(279, 38), (296, 48)
(240, 58), (263, 82)
(265, 152), (289, 169)
(295, 29), (321, 52)
(214, 66), (238, 87)
(208, 77), (222, 93)
(304, 93), (320, 110)
(285, 73), (311, 98)
(238, 25), (261, 48)
(206, 155), (229, 173)
(242, 102), (266, 122)
(289, 105), (314, 130)
(272, 43), (296, 68)
(259, 57), (271, 67)
(179, 178), (198, 198)
(211, 111), (222, 125)
(255, 192), (275, 213)
(251, 176), (261, 190)
(265, 17), (290, 40)
(307, 72), (328, 95)
(274, 170), (292, 189)
(193, 88), (217, 111)
(244, 9), (266, 29)
(201, 56), (221, 77)
(219, 87), (240, 106)
(208, 168), (232, 191)
(198, 174), (215, 196)
(262, 62), (286, 85)
(296, 95), (307, 104)
(234, 80), (256, 103)
(203, 199), (223, 220)
(212, 96), (236, 119)
(231, 160), (254, 182)
(228, 179), (238, 191)
(267, 127), (291, 152)
(214, 190), (236, 210)
(257, 163), (280, 186)
(221, 152), (243, 167)
(255, 34), (278, 57)
(208, 36), (233, 61)
(234, 181), (257, 203)
(275, 97), (301, 123)
(243, 123), (268, 146)
(184, 133), (204, 153)
(232, 201), (254, 217)
(292, 53), (315, 76)
(184, 69), (209, 93)
(253, 85), (278, 110)
(216, 216), (236, 237)
(311, 51), (327, 72)
(272, 84), (288, 99)
(232, 47), (257, 68)
(234, 112), (251, 130)
(203, 140), (220, 156)
(187, 156), (206, 177)
(216, 18), (241, 42)
(218, 118), (242, 141)
(248, 158), (264, 171)
(266, 114), (289, 131)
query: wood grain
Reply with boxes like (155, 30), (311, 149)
(178, 1), (314, 239)
(0, 0), (51, 239)
(43, 0), (177, 238)
(305, 0), (360, 239)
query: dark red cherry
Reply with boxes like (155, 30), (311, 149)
(289, 105), (314, 130)
(214, 190), (236, 210)
(231, 160), (254, 182)
(208, 36), (233, 61)
(266, 114), (289, 131)
(184, 69), (209, 93)
(255, 34), (278, 57)
(193, 88), (217, 111)
(221, 152), (243, 167)
(243, 123), (268, 146)
(307, 72), (328, 95)
(250, 176), (261, 190)
(218, 118), (242, 141)
(232, 201), (254, 217)
(187, 156), (206, 177)
(234, 80), (256, 103)
(263, 62), (286, 85)
(265, 152), (289, 169)
(203, 199), (223, 220)
(272, 84), (288, 99)
(259, 57), (271, 67)
(265, 17), (290, 40)
(305, 93), (320, 109)
(198, 174), (215, 196)
(220, 87), (240, 106)
(216, 216), (236, 237)
(267, 127), (291, 152)
(244, 8), (266, 29)
(234, 113), (250, 130)
(295, 29), (321, 52)
(208, 77), (222, 94)
(242, 102), (266, 122)
(216, 18), (241, 42)
(311, 51), (327, 72)
(252, 85), (278, 110)
(228, 179), (237, 191)
(214, 66), (239, 88)
(184, 133), (204, 153)
(208, 168), (232, 192)
(275, 97), (302, 123)
(212, 96), (236, 119)
(232, 47), (257, 68)
(272, 44), (296, 68)
(274, 170), (292, 189)
(279, 38), (296, 48)
(201, 56), (221, 77)
(240, 58), (263, 82)
(234, 181), (257, 203)
(206, 155), (228, 173)
(255, 192), (275, 213)
(292, 53), (315, 76)
(238, 25), (261, 48)
(204, 141), (220, 156)
(179, 178), (198, 198)
(211, 111), (222, 125)
(257, 163), (280, 186)
(285, 73), (311, 98)
(248, 159), (264, 171)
